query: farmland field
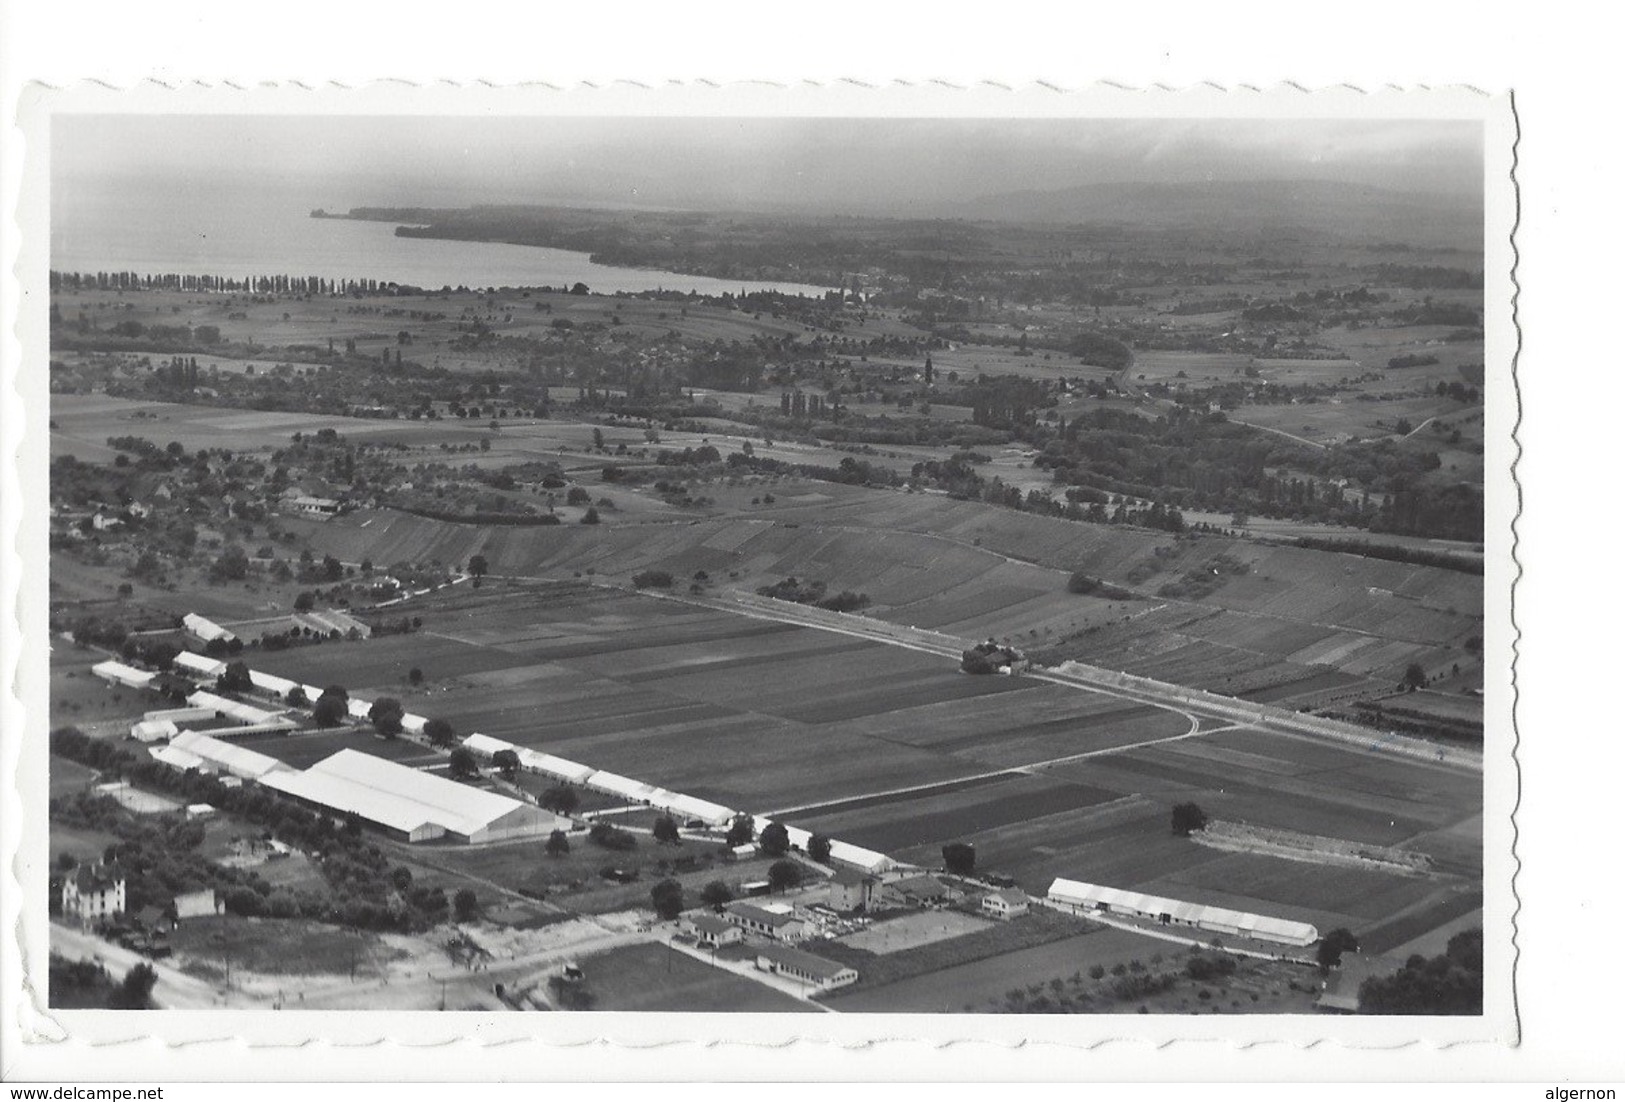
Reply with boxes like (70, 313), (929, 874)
(235, 578), (1480, 954)
(288, 475), (1481, 698)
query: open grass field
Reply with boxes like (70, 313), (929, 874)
(169, 915), (399, 977)
(49, 754), (101, 799)
(1230, 394), (1466, 447)
(49, 821), (122, 866)
(567, 941), (813, 1012)
(1130, 350), (1258, 384)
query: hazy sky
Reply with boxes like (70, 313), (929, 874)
(55, 114), (1483, 217)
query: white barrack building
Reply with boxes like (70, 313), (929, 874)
(1045, 877), (1319, 948)
(92, 660), (156, 691)
(182, 613), (236, 644)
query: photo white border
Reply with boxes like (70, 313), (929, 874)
(5, 78), (1519, 1078)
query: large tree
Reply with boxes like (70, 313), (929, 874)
(767, 859), (803, 893)
(540, 785), (580, 816)
(1317, 927), (1361, 972)
(216, 660), (252, 694)
(758, 821), (790, 857)
(492, 749), (520, 779)
(368, 697), (405, 738)
(650, 879), (685, 920)
(1359, 929), (1483, 1014)
(652, 815), (680, 845)
(448, 747), (478, 779)
(424, 717), (455, 748)
(807, 834), (832, 863)
(941, 842), (976, 876)
(312, 687), (348, 729)
(724, 814), (754, 848)
(453, 888), (478, 922)
(111, 963), (159, 1010)
(700, 880), (734, 909)
(1171, 802), (1209, 836)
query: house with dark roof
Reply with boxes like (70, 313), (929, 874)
(724, 900), (809, 942)
(61, 864), (125, 925)
(680, 912), (744, 948)
(880, 872), (955, 909)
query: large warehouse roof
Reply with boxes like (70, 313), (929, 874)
(300, 750), (565, 841)
(260, 767), (442, 842)
(1045, 878), (1320, 947)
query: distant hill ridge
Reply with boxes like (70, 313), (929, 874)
(952, 178), (1483, 250)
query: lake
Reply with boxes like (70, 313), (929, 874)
(49, 180), (834, 298)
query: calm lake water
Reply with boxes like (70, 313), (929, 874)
(50, 181), (833, 298)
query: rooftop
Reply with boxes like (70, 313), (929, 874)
(754, 942), (854, 980)
(726, 900), (803, 927)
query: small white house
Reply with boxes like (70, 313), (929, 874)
(290, 495), (341, 516)
(185, 803), (217, 821)
(981, 887), (1030, 921)
(681, 912), (744, 948)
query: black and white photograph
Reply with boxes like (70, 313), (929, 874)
(23, 97), (1511, 1030)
